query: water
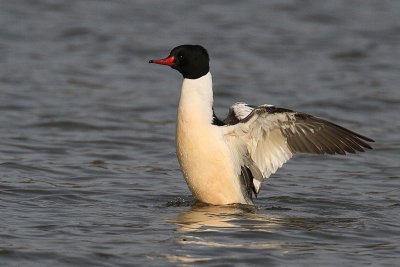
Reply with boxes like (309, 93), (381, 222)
(0, 0), (399, 266)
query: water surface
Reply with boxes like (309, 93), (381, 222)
(0, 1), (399, 266)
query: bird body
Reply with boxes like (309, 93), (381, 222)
(149, 45), (374, 205)
(176, 72), (248, 204)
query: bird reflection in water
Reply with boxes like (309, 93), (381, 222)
(165, 201), (360, 264)
(165, 202), (288, 264)
(170, 202), (257, 232)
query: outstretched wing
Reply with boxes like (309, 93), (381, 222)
(222, 102), (374, 196)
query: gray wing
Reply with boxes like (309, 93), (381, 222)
(241, 105), (374, 155)
(222, 103), (374, 196)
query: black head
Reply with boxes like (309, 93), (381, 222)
(149, 45), (210, 79)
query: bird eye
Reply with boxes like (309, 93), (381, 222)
(179, 55), (184, 60)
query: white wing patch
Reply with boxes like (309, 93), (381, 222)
(231, 102), (255, 120)
(223, 108), (295, 193)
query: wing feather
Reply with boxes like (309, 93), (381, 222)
(222, 104), (374, 197)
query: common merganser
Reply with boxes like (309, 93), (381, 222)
(149, 45), (374, 205)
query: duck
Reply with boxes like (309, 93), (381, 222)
(149, 44), (374, 205)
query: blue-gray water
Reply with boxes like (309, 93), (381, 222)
(1, 1), (399, 266)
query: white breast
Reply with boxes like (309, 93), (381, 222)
(175, 73), (249, 205)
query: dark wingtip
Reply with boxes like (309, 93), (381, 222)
(359, 135), (375, 143)
(363, 143), (373, 150)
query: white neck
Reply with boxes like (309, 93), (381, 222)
(175, 71), (248, 205)
(177, 72), (213, 124)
